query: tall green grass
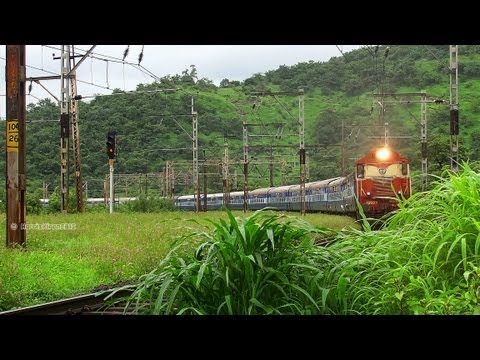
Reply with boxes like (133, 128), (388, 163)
(125, 210), (338, 314)
(127, 164), (480, 315)
(317, 163), (480, 314)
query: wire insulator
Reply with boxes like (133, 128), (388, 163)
(138, 45), (144, 65)
(122, 45), (130, 61)
(28, 81), (32, 94)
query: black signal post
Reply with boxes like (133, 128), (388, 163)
(106, 132), (116, 213)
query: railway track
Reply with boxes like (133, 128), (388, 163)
(0, 287), (135, 315)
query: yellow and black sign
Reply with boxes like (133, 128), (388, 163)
(6, 120), (19, 152)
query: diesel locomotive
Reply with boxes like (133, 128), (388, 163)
(175, 146), (411, 219)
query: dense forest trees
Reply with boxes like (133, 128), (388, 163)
(2, 45), (480, 201)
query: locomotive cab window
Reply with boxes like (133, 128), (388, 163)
(402, 163), (408, 176)
(357, 164), (365, 178)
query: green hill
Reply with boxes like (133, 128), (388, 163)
(2, 45), (480, 204)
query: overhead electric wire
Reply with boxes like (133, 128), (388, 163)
(422, 45), (450, 73)
(28, 93), (42, 101)
(3, 46), (194, 114)
(335, 45), (356, 72)
(43, 45), (162, 84)
(0, 55), (114, 92)
(377, 46), (390, 125)
(362, 45), (375, 57)
(272, 95), (297, 122)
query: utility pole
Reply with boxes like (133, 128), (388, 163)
(106, 132), (116, 213)
(269, 145), (274, 187)
(192, 96), (199, 212)
(298, 88), (306, 215)
(109, 160), (114, 214)
(5, 45), (26, 247)
(233, 170), (238, 191)
(420, 90), (428, 190)
(43, 181), (49, 201)
(222, 141), (230, 209)
(37, 45), (94, 213)
(281, 160), (287, 185)
(243, 120), (249, 213)
(165, 161), (174, 198)
(59, 45), (70, 213)
(164, 162), (168, 197)
(171, 164), (175, 198)
(341, 118), (345, 177)
(384, 122), (389, 145)
(374, 92), (444, 189)
(305, 153), (310, 182)
(69, 57), (84, 212)
(449, 45), (459, 172)
(203, 150), (207, 212)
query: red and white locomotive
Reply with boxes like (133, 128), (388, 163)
(354, 146), (411, 218)
(175, 146), (411, 219)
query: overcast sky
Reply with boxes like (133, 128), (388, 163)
(0, 45), (360, 118)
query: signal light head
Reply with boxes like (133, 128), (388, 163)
(376, 147), (391, 161)
(106, 132), (116, 159)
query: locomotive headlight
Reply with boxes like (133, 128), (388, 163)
(376, 147), (391, 161)
(367, 191), (371, 196)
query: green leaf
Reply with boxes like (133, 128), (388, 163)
(321, 288), (331, 309)
(225, 295), (233, 315)
(267, 228), (275, 251)
(196, 262), (208, 289)
(225, 266), (230, 288)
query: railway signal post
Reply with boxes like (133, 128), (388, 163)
(42, 46), (95, 213)
(107, 132), (116, 214)
(449, 45), (459, 173)
(59, 46), (71, 213)
(299, 88), (306, 215)
(243, 121), (249, 213)
(5, 45), (27, 247)
(191, 97), (200, 212)
(222, 141), (230, 209)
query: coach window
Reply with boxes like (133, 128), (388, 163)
(402, 163), (408, 176)
(357, 164), (365, 178)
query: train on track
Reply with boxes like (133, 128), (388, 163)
(175, 146), (411, 219)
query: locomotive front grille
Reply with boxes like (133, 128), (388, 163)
(372, 178), (395, 197)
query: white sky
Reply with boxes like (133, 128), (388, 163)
(0, 45), (360, 118)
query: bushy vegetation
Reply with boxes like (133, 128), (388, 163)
(124, 210), (338, 315)
(320, 163), (480, 314)
(126, 164), (480, 314)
